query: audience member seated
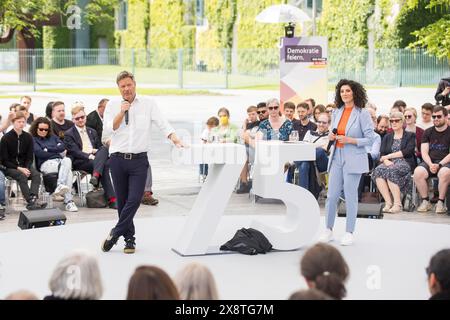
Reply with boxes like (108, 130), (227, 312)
(312, 104), (326, 123)
(256, 98), (292, 141)
(367, 107), (377, 128)
(294, 112), (330, 190)
(236, 107), (259, 194)
(365, 101), (377, 112)
(175, 262), (219, 300)
(300, 243), (349, 300)
(44, 250), (103, 300)
(304, 98), (315, 119)
(20, 95), (35, 125)
(51, 101), (74, 140)
(426, 248), (450, 300)
(87, 98), (108, 142)
(358, 107), (381, 201)
(5, 290), (39, 300)
(414, 106), (450, 213)
(366, 108), (381, 165)
(31, 117), (78, 212)
(404, 107), (424, 161)
(293, 102), (317, 141)
(375, 114), (390, 139)
(199, 116), (219, 179)
(434, 76), (450, 107)
(241, 102), (268, 148)
(288, 288), (332, 300)
(283, 101), (296, 122)
(0, 112), (46, 210)
(372, 112), (415, 213)
(45, 101), (54, 120)
(418, 102), (435, 130)
(6, 105), (31, 133)
(391, 100), (406, 114)
(256, 102), (269, 122)
(1, 103), (19, 134)
(0, 162), (6, 211)
(210, 107), (239, 143)
(127, 265), (179, 300)
(325, 103), (336, 115)
(64, 105), (116, 208)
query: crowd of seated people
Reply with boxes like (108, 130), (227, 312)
(198, 93), (449, 215)
(4, 245), (448, 300)
(0, 96), (160, 217)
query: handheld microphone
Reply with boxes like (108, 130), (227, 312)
(326, 128), (338, 152)
(123, 99), (129, 125)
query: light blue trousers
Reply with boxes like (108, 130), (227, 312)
(325, 148), (362, 233)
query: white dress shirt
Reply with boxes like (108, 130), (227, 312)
(103, 94), (175, 154)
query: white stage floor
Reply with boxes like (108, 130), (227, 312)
(0, 215), (449, 300)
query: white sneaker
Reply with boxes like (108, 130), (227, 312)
(318, 229), (333, 243)
(54, 184), (70, 197)
(417, 200), (432, 213)
(340, 232), (354, 246)
(65, 201), (78, 212)
(435, 201), (447, 214)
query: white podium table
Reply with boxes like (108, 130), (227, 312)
(251, 141), (320, 250)
(172, 141), (320, 256)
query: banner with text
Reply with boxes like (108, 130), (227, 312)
(280, 37), (328, 110)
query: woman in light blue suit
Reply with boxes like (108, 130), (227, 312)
(319, 79), (375, 246)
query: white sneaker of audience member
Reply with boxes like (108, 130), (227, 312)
(65, 201), (78, 212)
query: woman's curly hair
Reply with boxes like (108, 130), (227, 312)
(334, 79), (368, 109)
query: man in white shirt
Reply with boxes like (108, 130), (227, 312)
(101, 71), (183, 254)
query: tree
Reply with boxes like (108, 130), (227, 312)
(0, 0), (59, 38)
(406, 0), (450, 59)
(0, 0), (117, 40)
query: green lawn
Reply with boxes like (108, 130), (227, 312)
(20, 65), (279, 89)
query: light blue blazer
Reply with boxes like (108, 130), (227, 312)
(327, 107), (375, 174)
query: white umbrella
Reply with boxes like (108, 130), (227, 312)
(255, 4), (311, 24)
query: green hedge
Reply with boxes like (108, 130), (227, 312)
(319, 0), (375, 48)
(197, 0), (237, 72)
(395, 0), (449, 48)
(236, 0), (285, 74)
(115, 0), (149, 67)
(42, 25), (71, 69)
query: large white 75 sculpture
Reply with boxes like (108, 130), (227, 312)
(172, 141), (320, 256)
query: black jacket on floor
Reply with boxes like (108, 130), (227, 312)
(0, 129), (34, 169)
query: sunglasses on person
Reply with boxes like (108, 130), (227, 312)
(404, 115), (413, 119)
(74, 115), (86, 121)
(38, 127), (49, 132)
(432, 115), (443, 119)
(257, 110), (267, 114)
(389, 119), (402, 124)
(268, 106), (279, 111)
(317, 121), (328, 125)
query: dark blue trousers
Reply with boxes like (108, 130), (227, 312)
(110, 154), (149, 241)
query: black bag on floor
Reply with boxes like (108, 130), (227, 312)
(86, 188), (107, 208)
(43, 172), (58, 193)
(220, 228), (272, 255)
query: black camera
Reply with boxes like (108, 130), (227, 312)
(285, 22), (295, 38)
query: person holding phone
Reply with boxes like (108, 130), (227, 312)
(435, 77), (450, 107)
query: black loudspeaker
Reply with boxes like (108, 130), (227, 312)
(18, 208), (67, 230)
(337, 200), (383, 219)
